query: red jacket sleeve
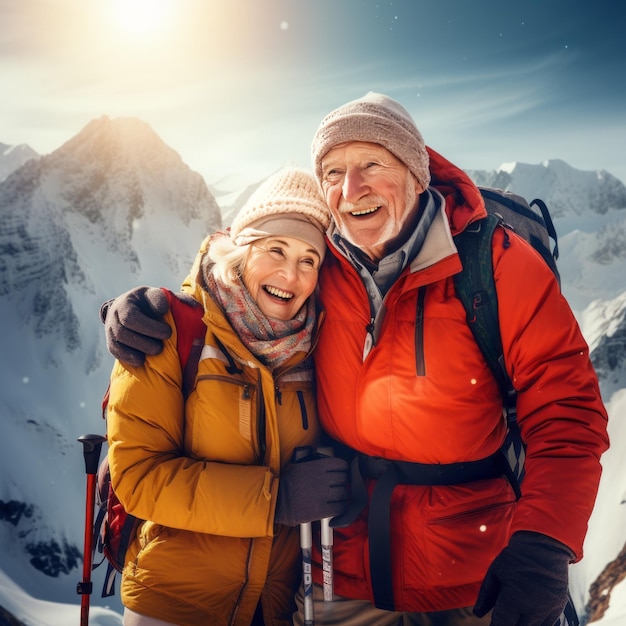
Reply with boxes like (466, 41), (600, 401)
(493, 226), (609, 560)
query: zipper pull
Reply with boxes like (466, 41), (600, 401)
(363, 318), (375, 361)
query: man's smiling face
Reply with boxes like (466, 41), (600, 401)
(320, 141), (424, 260)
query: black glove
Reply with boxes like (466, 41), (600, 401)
(101, 286), (172, 367)
(275, 456), (350, 527)
(473, 531), (573, 626)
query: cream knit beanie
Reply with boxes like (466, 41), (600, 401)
(230, 166), (330, 259)
(311, 92), (431, 189)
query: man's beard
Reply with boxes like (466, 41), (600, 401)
(338, 175), (418, 255)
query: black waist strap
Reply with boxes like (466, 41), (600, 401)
(360, 453), (505, 484)
(332, 451), (511, 611)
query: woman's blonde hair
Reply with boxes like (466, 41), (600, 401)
(206, 232), (251, 287)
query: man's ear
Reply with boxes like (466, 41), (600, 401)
(414, 176), (426, 195)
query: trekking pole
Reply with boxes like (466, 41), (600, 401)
(317, 447), (334, 602)
(300, 519), (314, 626)
(77, 434), (107, 626)
(292, 447), (315, 625)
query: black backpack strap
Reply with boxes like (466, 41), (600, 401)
(530, 197), (560, 264)
(453, 213), (507, 391)
(453, 214), (525, 493)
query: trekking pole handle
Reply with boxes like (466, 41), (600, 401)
(77, 434), (106, 626)
(78, 434), (107, 475)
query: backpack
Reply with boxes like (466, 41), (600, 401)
(93, 288), (206, 597)
(453, 189), (579, 626)
(452, 187), (560, 496)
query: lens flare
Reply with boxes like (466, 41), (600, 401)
(111, 0), (175, 35)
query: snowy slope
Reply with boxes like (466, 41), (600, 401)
(0, 568), (122, 626)
(1, 139), (626, 624)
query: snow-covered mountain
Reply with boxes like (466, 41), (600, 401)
(1, 133), (625, 624)
(0, 117), (221, 619)
(0, 142), (39, 183)
(467, 159), (626, 219)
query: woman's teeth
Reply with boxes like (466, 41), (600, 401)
(265, 286), (293, 300)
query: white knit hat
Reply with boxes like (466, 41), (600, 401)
(230, 166), (330, 259)
(311, 92), (431, 188)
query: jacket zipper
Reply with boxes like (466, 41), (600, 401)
(414, 286), (426, 376)
(193, 373), (260, 624)
(196, 374), (250, 388)
(229, 538), (256, 626)
(296, 390), (309, 430)
(256, 371), (266, 464)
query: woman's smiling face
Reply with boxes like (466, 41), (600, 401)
(242, 236), (321, 320)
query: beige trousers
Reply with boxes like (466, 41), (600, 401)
(293, 583), (492, 626)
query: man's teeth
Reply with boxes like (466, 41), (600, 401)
(351, 206), (379, 216)
(265, 286), (293, 299)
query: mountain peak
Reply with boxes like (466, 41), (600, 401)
(54, 115), (183, 170)
(0, 143), (39, 182)
(471, 160), (626, 217)
(0, 115), (222, 345)
(32, 115), (221, 228)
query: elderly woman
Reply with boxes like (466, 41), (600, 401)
(106, 167), (349, 626)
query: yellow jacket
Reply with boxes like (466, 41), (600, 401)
(107, 238), (323, 625)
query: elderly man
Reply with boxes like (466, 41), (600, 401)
(102, 93), (609, 626)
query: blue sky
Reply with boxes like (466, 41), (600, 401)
(1, 0), (625, 186)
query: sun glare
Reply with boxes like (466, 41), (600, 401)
(111, 0), (175, 35)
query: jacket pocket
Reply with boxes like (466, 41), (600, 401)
(400, 479), (516, 591)
(127, 524), (254, 611)
(422, 481), (515, 588)
(127, 520), (170, 577)
(188, 376), (258, 463)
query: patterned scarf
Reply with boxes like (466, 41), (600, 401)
(206, 271), (316, 370)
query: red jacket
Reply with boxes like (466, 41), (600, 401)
(311, 148), (609, 611)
